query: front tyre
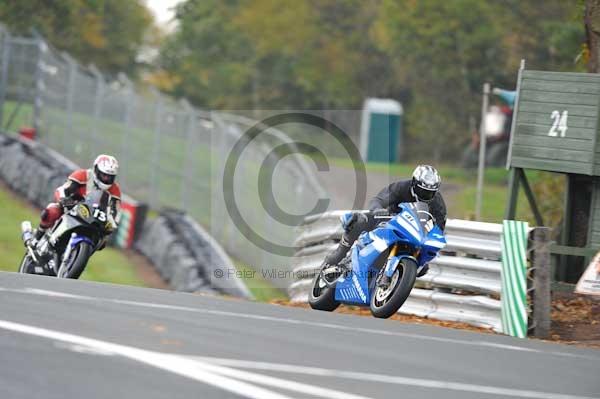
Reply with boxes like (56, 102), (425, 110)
(18, 254), (36, 274)
(370, 258), (417, 319)
(308, 267), (340, 312)
(57, 242), (93, 279)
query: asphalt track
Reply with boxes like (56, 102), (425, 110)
(0, 271), (599, 399)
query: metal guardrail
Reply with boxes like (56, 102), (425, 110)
(289, 211), (504, 331)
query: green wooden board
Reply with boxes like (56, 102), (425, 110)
(509, 69), (600, 175)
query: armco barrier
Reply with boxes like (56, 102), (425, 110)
(135, 209), (253, 299)
(289, 211), (510, 332)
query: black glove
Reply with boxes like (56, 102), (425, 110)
(341, 211), (368, 233)
(59, 196), (78, 208)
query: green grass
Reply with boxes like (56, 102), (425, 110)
(329, 157), (544, 224)
(1, 100), (34, 132)
(449, 184), (535, 223)
(232, 259), (287, 302)
(0, 185), (146, 287)
(329, 157), (543, 186)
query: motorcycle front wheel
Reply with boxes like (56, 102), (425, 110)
(18, 253), (36, 274)
(57, 242), (93, 279)
(370, 258), (417, 318)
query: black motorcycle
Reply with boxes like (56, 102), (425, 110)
(19, 189), (113, 279)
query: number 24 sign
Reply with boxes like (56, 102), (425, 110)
(548, 110), (568, 137)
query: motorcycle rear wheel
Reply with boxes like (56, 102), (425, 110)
(370, 258), (417, 318)
(308, 267), (340, 312)
(57, 242), (93, 279)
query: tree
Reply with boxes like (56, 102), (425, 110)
(0, 0), (154, 76)
(585, 0), (600, 72)
(373, 0), (507, 160)
(156, 0), (585, 161)
(154, 0), (255, 107)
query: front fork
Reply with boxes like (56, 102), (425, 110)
(377, 245), (399, 287)
(379, 245), (422, 286)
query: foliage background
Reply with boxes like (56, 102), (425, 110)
(0, 1), (588, 161)
(152, 0), (586, 162)
(0, 0), (155, 77)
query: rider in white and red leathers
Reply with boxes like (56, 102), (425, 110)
(32, 154), (121, 241)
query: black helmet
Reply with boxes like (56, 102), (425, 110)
(411, 165), (441, 202)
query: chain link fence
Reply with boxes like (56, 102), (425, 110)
(0, 26), (331, 289)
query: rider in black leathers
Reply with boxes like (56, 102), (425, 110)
(323, 165), (446, 277)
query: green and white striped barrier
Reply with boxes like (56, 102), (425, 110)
(500, 220), (530, 338)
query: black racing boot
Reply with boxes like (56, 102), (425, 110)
(323, 237), (352, 267)
(417, 264), (429, 278)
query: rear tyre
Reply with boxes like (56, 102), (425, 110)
(308, 267), (340, 312)
(57, 242), (93, 279)
(370, 258), (417, 319)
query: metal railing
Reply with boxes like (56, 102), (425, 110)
(289, 212), (505, 331)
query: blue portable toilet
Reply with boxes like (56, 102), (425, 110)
(359, 98), (403, 163)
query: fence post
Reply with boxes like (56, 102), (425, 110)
(119, 72), (134, 187)
(149, 89), (163, 209)
(180, 99), (195, 210)
(62, 51), (77, 154)
(88, 64), (104, 160)
(209, 112), (229, 243)
(475, 82), (491, 220)
(531, 227), (552, 338)
(32, 37), (46, 139)
(0, 27), (10, 129)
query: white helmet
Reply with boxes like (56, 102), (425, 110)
(93, 154), (118, 190)
(411, 164), (441, 203)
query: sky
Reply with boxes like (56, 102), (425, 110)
(145, 0), (182, 29)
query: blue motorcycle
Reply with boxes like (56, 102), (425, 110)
(309, 202), (446, 318)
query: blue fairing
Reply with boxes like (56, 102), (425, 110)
(334, 203), (446, 305)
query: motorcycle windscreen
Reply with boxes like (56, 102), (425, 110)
(84, 189), (110, 211)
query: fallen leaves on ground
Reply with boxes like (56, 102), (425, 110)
(272, 294), (600, 349)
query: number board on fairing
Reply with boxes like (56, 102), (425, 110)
(508, 70), (600, 176)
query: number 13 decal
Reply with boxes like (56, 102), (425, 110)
(548, 110), (568, 137)
(93, 209), (107, 222)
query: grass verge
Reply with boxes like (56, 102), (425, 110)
(232, 259), (288, 302)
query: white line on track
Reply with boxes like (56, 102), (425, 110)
(190, 356), (598, 399)
(2, 316), (594, 399)
(0, 319), (371, 399)
(0, 287), (595, 360)
(176, 357), (372, 399)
